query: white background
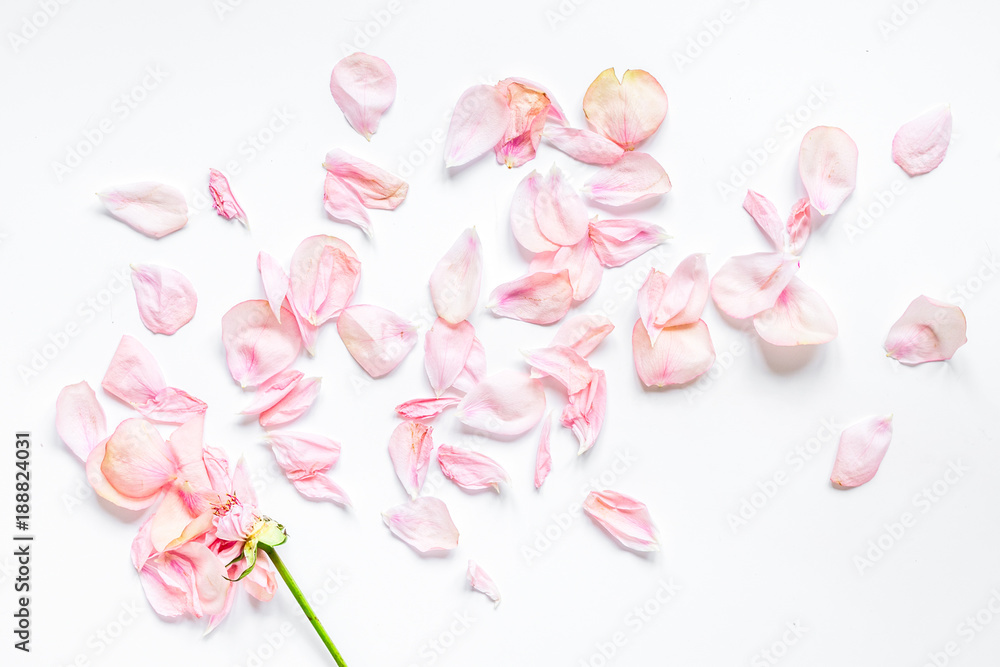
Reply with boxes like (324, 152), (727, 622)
(2, 0), (1000, 665)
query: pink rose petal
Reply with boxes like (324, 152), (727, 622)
(266, 431), (341, 475)
(561, 369), (607, 455)
(138, 387), (208, 424)
(323, 149), (408, 210)
(523, 345), (595, 394)
(831, 415), (894, 488)
(534, 414), (553, 489)
(550, 314), (614, 358)
(786, 197), (812, 255)
(494, 78), (551, 168)
(753, 277), (838, 346)
(257, 252), (290, 323)
(488, 271), (573, 325)
(395, 397), (461, 421)
(288, 235), (361, 327)
(388, 421), (434, 499)
(710, 252), (800, 319)
(221, 300), (302, 388)
(208, 169), (248, 227)
(533, 166), (590, 247)
(97, 182), (188, 239)
(452, 337), (487, 393)
(588, 217), (669, 268)
(56, 381), (106, 461)
(329, 52), (396, 140)
(289, 475), (352, 506)
(438, 444), (511, 493)
(632, 319), (715, 388)
(382, 497), (459, 553)
(583, 68), (667, 151)
(543, 125), (625, 165)
(100, 418), (177, 507)
(529, 237), (603, 302)
(892, 104), (952, 176)
(444, 85), (510, 168)
(584, 490), (659, 551)
(743, 190), (812, 255)
(337, 304), (417, 378)
(130, 264), (197, 335)
(430, 228), (483, 324)
(323, 172), (372, 236)
(799, 126), (858, 216)
(240, 370), (304, 415)
(884, 295), (967, 364)
(259, 377), (321, 428)
(425, 318), (476, 395)
(510, 171), (558, 254)
(638, 254), (708, 340)
(456, 370), (546, 436)
(467, 560), (501, 607)
(585, 152), (671, 206)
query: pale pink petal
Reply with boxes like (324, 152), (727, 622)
(743, 190), (785, 251)
(584, 490), (659, 551)
(467, 560), (501, 607)
(388, 421), (434, 499)
(425, 318), (476, 395)
(101, 334), (166, 407)
(799, 126), (858, 215)
(533, 165), (590, 246)
(588, 217), (669, 268)
(786, 197), (812, 255)
(267, 431), (341, 476)
(510, 171), (558, 254)
(456, 370), (546, 436)
(97, 182), (188, 239)
(323, 172), (371, 237)
(259, 377), (321, 428)
(221, 300), (302, 388)
(337, 304), (417, 377)
(208, 168), (248, 227)
(290, 306), (322, 356)
(831, 415), (894, 488)
(529, 237), (603, 302)
(584, 152), (671, 206)
(430, 228), (483, 324)
(452, 337), (487, 393)
(638, 254), (709, 339)
(257, 252), (289, 322)
(494, 78), (551, 168)
(884, 295), (968, 364)
(395, 397), (461, 421)
(753, 277), (838, 346)
(130, 264), (197, 335)
(632, 319), (715, 388)
(138, 386), (207, 424)
(243, 553), (277, 603)
(329, 52), (396, 140)
(240, 369), (304, 415)
(534, 414), (553, 488)
(289, 475), (352, 506)
(288, 235), (362, 327)
(582, 68), (668, 151)
(444, 85), (510, 168)
(101, 418), (177, 506)
(323, 149), (408, 210)
(543, 125), (625, 165)
(893, 104), (952, 176)
(523, 345), (595, 394)
(550, 314), (614, 358)
(56, 381), (106, 461)
(488, 271), (573, 325)
(382, 497), (459, 552)
(561, 370), (606, 455)
(438, 444), (511, 493)
(709, 252), (800, 319)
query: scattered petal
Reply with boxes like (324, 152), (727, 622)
(799, 126), (858, 215)
(582, 68), (667, 150)
(323, 149), (408, 209)
(560, 370), (607, 455)
(241, 370), (304, 415)
(467, 560), (501, 607)
(337, 304), (417, 377)
(509, 171), (558, 254)
(100, 418), (176, 507)
(488, 271), (573, 325)
(130, 264), (197, 335)
(831, 415), (894, 488)
(323, 172), (372, 236)
(97, 182), (188, 239)
(444, 85), (510, 168)
(710, 252), (799, 319)
(259, 377), (321, 428)
(494, 78), (550, 168)
(288, 235), (361, 327)
(632, 319), (715, 388)
(56, 381), (106, 461)
(543, 125), (624, 165)
(584, 490), (659, 551)
(430, 228), (483, 324)
(584, 152), (671, 206)
(388, 421), (434, 499)
(456, 370), (546, 436)
(533, 165), (590, 247)
(395, 397), (461, 421)
(884, 295), (968, 364)
(452, 337), (487, 393)
(438, 444), (511, 492)
(638, 254), (709, 339)
(892, 104), (952, 176)
(266, 431), (341, 476)
(588, 218), (669, 267)
(257, 252), (289, 322)
(425, 318), (476, 395)
(753, 277), (838, 346)
(289, 475), (352, 506)
(785, 197), (812, 255)
(382, 497), (459, 552)
(329, 52), (396, 140)
(221, 301), (302, 388)
(137, 387), (208, 424)
(550, 314), (614, 358)
(208, 169), (248, 227)
(534, 414), (552, 488)
(742, 190), (785, 251)
(523, 345), (595, 394)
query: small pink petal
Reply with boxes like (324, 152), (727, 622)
(323, 172), (372, 236)
(101, 418), (177, 506)
(638, 254), (709, 339)
(289, 475), (352, 506)
(831, 415), (894, 488)
(241, 370), (304, 415)
(438, 444), (511, 493)
(452, 337), (487, 393)
(582, 68), (667, 150)
(382, 497), (459, 552)
(534, 414), (553, 489)
(395, 397), (461, 421)
(632, 319), (715, 388)
(584, 152), (671, 206)
(560, 369), (607, 455)
(893, 104), (952, 176)
(97, 182), (187, 239)
(493, 78), (551, 168)
(710, 252), (800, 319)
(753, 277), (838, 346)
(425, 318), (476, 395)
(584, 490), (659, 551)
(529, 237), (603, 302)
(550, 314), (614, 358)
(488, 271), (573, 325)
(130, 264), (197, 335)
(523, 345), (595, 394)
(430, 228), (483, 325)
(456, 370), (546, 436)
(259, 377), (321, 428)
(388, 421), (434, 499)
(87, 438), (158, 510)
(509, 171), (558, 253)
(257, 252), (289, 322)
(137, 386), (207, 424)
(56, 381), (106, 461)
(588, 217), (669, 268)
(337, 304), (417, 377)
(786, 197), (812, 255)
(543, 125), (625, 165)
(444, 85), (510, 168)
(884, 295), (968, 364)
(533, 165), (590, 247)
(288, 235), (361, 327)
(101, 334), (166, 406)
(329, 52), (396, 140)
(467, 560), (501, 607)
(799, 126), (858, 216)
(221, 300), (302, 388)
(323, 149), (408, 210)
(743, 190), (785, 251)
(208, 168), (248, 227)
(267, 431), (341, 476)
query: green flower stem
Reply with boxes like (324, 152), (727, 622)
(261, 545), (348, 667)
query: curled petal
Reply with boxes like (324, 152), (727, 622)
(444, 85), (510, 168)
(523, 345), (595, 394)
(533, 166), (589, 247)
(452, 337), (487, 393)
(488, 271), (573, 325)
(585, 152), (671, 206)
(289, 475), (352, 506)
(382, 497), (459, 552)
(530, 238), (603, 302)
(337, 304), (417, 377)
(395, 397), (461, 421)
(425, 318), (476, 395)
(131, 264), (197, 335)
(786, 197), (812, 255)
(456, 370), (546, 436)
(588, 218), (669, 268)
(494, 79), (550, 168)
(884, 295), (967, 364)
(97, 182), (187, 239)
(329, 52), (396, 140)
(799, 126), (858, 215)
(743, 190), (785, 251)
(543, 125), (624, 165)
(267, 431), (341, 477)
(831, 415), (894, 488)
(259, 377), (321, 428)
(710, 252), (799, 319)
(893, 104), (952, 176)
(137, 386), (207, 424)
(101, 418), (176, 506)
(323, 172), (371, 236)
(467, 560), (501, 607)
(550, 314), (614, 358)
(560, 369), (606, 455)
(753, 277), (838, 346)
(87, 438), (158, 510)
(430, 228), (483, 324)
(241, 370), (304, 415)
(584, 490), (659, 551)
(388, 421), (434, 499)
(56, 381), (106, 461)
(102, 335), (166, 406)
(638, 254), (709, 339)
(438, 444), (511, 492)
(221, 300), (302, 388)
(289, 235), (361, 326)
(582, 68), (667, 150)
(510, 171), (558, 254)
(534, 414), (553, 489)
(632, 319), (715, 388)
(257, 252), (289, 322)
(323, 149), (408, 210)
(208, 169), (248, 227)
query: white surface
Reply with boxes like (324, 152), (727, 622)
(2, 0), (1000, 665)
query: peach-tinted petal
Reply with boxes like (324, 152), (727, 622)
(131, 264), (197, 335)
(221, 300), (302, 388)
(97, 182), (187, 239)
(884, 295), (967, 364)
(534, 414), (553, 489)
(288, 235), (361, 327)
(438, 444), (511, 493)
(456, 370), (546, 436)
(323, 149), (408, 210)
(584, 152), (671, 206)
(208, 168), (247, 227)
(467, 560), (501, 607)
(638, 254), (708, 339)
(289, 475), (352, 506)
(425, 318), (476, 395)
(523, 345), (594, 394)
(510, 171), (558, 253)
(488, 271), (573, 325)
(786, 197), (812, 255)
(444, 85), (510, 168)
(529, 237), (603, 302)
(831, 415), (894, 488)
(101, 334), (166, 407)
(87, 438), (158, 510)
(582, 68), (667, 151)
(382, 497), (459, 552)
(240, 369), (304, 415)
(452, 337), (487, 394)
(101, 418), (176, 505)
(799, 126), (858, 215)
(753, 277), (838, 346)
(329, 52), (396, 140)
(494, 79), (550, 168)
(550, 314), (614, 358)
(323, 172), (371, 236)
(560, 369), (606, 455)
(584, 490), (659, 551)
(632, 319), (715, 388)
(893, 104), (952, 176)
(259, 377), (321, 428)
(710, 252), (799, 319)
(430, 228), (482, 325)
(388, 421), (434, 499)
(337, 304), (417, 377)
(257, 252), (289, 323)
(534, 165), (590, 246)
(56, 381), (106, 461)
(266, 431), (341, 476)
(395, 397), (461, 421)
(588, 217), (669, 268)
(543, 125), (625, 165)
